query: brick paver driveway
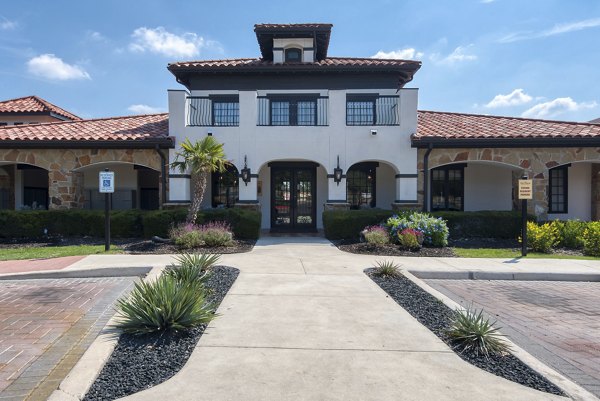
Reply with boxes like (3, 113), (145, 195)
(426, 279), (600, 398)
(0, 277), (134, 401)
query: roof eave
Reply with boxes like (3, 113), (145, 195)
(0, 138), (174, 149)
(411, 136), (600, 148)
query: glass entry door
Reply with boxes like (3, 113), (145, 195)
(271, 163), (316, 231)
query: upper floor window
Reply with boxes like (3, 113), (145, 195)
(271, 98), (316, 126)
(548, 165), (568, 213)
(346, 94), (399, 126)
(186, 95), (239, 126)
(285, 48), (302, 63)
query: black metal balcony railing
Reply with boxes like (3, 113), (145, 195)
(257, 96), (328, 126)
(346, 95), (400, 126)
(186, 96), (239, 126)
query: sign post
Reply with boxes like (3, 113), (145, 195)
(99, 169), (115, 251)
(518, 176), (533, 257)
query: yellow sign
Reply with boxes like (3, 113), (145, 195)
(518, 179), (533, 200)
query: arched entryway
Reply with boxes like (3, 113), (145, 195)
(346, 160), (397, 209)
(0, 163), (49, 210)
(211, 164), (239, 208)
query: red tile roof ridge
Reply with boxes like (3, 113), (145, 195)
(0, 95), (81, 120)
(418, 109), (600, 127)
(0, 112), (168, 130)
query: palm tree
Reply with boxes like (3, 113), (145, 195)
(171, 137), (228, 223)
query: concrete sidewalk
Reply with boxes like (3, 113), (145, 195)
(116, 237), (571, 401)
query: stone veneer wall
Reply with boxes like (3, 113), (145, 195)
(0, 148), (162, 209)
(417, 147), (600, 220)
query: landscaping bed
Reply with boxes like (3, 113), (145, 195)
(336, 240), (456, 257)
(366, 268), (564, 396)
(83, 265), (239, 401)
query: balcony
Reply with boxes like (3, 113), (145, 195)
(257, 96), (328, 126)
(186, 96), (239, 126)
(346, 95), (399, 126)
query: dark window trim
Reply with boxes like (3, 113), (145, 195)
(430, 165), (465, 211)
(548, 165), (569, 214)
(346, 162), (378, 209)
(284, 48), (302, 63)
(211, 165), (239, 208)
(345, 94), (400, 126)
(268, 97), (317, 126)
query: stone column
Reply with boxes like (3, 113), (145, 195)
(592, 164), (600, 221)
(531, 172), (548, 220)
(49, 169), (84, 209)
(392, 174), (420, 211)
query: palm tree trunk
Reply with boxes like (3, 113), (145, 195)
(187, 170), (207, 223)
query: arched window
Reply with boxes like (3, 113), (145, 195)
(285, 48), (302, 63)
(346, 162), (377, 209)
(211, 164), (239, 208)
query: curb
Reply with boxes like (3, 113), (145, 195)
(401, 269), (599, 401)
(411, 270), (600, 282)
(0, 266), (153, 280)
(47, 266), (164, 401)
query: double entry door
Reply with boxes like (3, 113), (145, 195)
(270, 163), (317, 231)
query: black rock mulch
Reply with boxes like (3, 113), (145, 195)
(365, 269), (565, 396)
(122, 239), (255, 254)
(83, 266), (239, 401)
(337, 241), (456, 257)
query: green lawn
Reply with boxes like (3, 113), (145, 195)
(453, 247), (600, 260)
(0, 245), (122, 261)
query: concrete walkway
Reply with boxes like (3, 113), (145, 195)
(115, 237), (573, 401)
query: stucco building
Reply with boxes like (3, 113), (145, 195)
(0, 23), (599, 230)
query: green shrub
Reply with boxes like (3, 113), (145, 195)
(431, 211), (534, 239)
(201, 208), (261, 240)
(141, 208), (187, 238)
(372, 260), (401, 278)
(553, 220), (586, 249)
(362, 225), (390, 245)
(171, 225), (204, 249)
(387, 212), (449, 247)
(164, 253), (219, 285)
(323, 209), (395, 240)
(398, 228), (423, 250)
(526, 221), (559, 253)
(582, 222), (600, 256)
(198, 221), (233, 247)
(446, 307), (510, 357)
(115, 274), (215, 335)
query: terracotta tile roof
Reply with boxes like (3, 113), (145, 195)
(0, 96), (81, 121)
(254, 23), (333, 30)
(0, 113), (171, 147)
(415, 110), (600, 143)
(169, 57), (421, 71)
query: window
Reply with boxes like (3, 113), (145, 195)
(212, 165), (239, 208)
(430, 166), (464, 211)
(347, 163), (377, 209)
(186, 96), (239, 126)
(346, 95), (399, 125)
(346, 97), (375, 125)
(285, 48), (302, 63)
(13, 122), (24, 126)
(270, 98), (316, 126)
(548, 166), (568, 213)
(212, 97), (239, 126)
(0, 123), (7, 126)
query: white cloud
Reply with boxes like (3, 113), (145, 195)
(499, 17), (600, 43)
(372, 48), (424, 60)
(430, 45), (477, 65)
(0, 17), (17, 30)
(86, 31), (107, 42)
(485, 89), (533, 108)
(129, 27), (209, 58)
(26, 54), (90, 81)
(127, 104), (166, 114)
(521, 97), (597, 119)
(480, 0), (496, 3)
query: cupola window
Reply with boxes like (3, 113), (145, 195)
(285, 48), (302, 62)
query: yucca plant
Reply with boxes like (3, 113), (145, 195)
(115, 275), (215, 335)
(164, 253), (220, 285)
(446, 307), (510, 357)
(372, 260), (401, 278)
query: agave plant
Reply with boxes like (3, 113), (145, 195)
(164, 253), (220, 285)
(115, 274), (215, 335)
(372, 260), (401, 278)
(446, 307), (510, 357)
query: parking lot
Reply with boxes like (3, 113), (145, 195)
(426, 279), (600, 398)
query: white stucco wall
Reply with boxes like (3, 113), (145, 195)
(168, 87), (418, 228)
(548, 162), (592, 221)
(464, 163), (513, 211)
(82, 164), (138, 190)
(376, 163), (396, 208)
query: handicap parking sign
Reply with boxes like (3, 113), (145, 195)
(99, 171), (115, 193)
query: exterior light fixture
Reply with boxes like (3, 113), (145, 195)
(333, 155), (343, 185)
(241, 155), (251, 186)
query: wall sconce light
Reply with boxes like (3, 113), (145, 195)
(333, 155), (343, 185)
(241, 155), (251, 186)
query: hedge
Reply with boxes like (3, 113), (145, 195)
(323, 209), (395, 240)
(323, 209), (534, 240)
(0, 208), (261, 240)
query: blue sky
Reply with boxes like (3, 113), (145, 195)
(1, 0), (599, 122)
